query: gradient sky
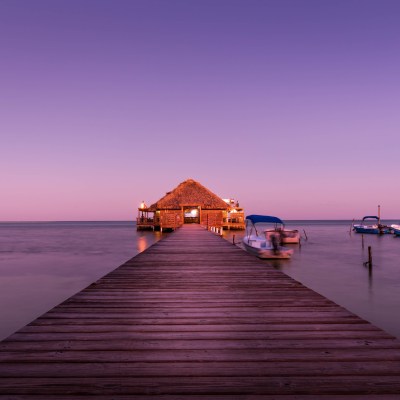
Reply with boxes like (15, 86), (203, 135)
(1, 0), (399, 220)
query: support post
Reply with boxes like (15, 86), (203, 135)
(378, 205), (381, 225)
(368, 246), (373, 269)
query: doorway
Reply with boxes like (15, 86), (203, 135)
(183, 206), (200, 224)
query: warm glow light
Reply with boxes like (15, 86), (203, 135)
(138, 237), (146, 253)
(223, 198), (235, 205)
(140, 201), (147, 209)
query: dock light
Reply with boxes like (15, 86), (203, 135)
(140, 201), (147, 209)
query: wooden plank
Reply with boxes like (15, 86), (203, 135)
(0, 394), (399, 400)
(1, 336), (399, 352)
(5, 330), (393, 342)
(2, 348), (400, 363)
(2, 360), (400, 377)
(16, 323), (381, 334)
(27, 316), (370, 325)
(1, 224), (400, 398)
(1, 376), (400, 395)
(1, 396), (399, 400)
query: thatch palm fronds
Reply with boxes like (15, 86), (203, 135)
(149, 179), (230, 210)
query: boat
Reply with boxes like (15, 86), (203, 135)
(353, 216), (391, 234)
(391, 224), (400, 237)
(353, 216), (381, 234)
(263, 217), (300, 244)
(242, 215), (294, 259)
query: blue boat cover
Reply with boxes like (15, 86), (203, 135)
(362, 216), (379, 221)
(246, 215), (284, 224)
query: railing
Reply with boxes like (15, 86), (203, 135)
(223, 215), (245, 230)
(208, 226), (224, 236)
(136, 218), (154, 226)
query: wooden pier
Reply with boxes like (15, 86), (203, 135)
(1, 225), (400, 398)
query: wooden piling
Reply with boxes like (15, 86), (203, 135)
(349, 218), (354, 235)
(368, 245), (373, 268)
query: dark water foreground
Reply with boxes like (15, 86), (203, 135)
(0, 220), (399, 341)
(224, 220), (400, 339)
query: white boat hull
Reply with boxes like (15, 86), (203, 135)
(265, 229), (300, 244)
(391, 224), (400, 237)
(242, 236), (293, 259)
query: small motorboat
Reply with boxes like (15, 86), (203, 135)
(242, 215), (294, 259)
(264, 217), (300, 244)
(353, 216), (391, 234)
(391, 224), (400, 237)
(279, 229), (301, 244)
(353, 216), (381, 234)
(353, 206), (391, 234)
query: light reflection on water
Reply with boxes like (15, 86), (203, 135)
(0, 222), (162, 341)
(223, 220), (400, 339)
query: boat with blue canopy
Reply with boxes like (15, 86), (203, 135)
(353, 206), (392, 234)
(244, 215), (300, 244)
(242, 215), (294, 259)
(353, 216), (391, 234)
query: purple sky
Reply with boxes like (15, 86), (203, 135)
(1, 0), (399, 220)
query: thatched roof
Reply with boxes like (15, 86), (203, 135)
(149, 179), (230, 210)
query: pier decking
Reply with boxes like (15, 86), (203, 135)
(1, 225), (400, 398)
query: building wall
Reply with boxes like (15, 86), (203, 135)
(155, 209), (226, 230)
(157, 210), (183, 230)
(200, 210), (225, 228)
(152, 208), (244, 230)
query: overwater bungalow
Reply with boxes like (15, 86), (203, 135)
(137, 178), (245, 231)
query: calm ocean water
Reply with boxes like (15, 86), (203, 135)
(0, 220), (399, 341)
